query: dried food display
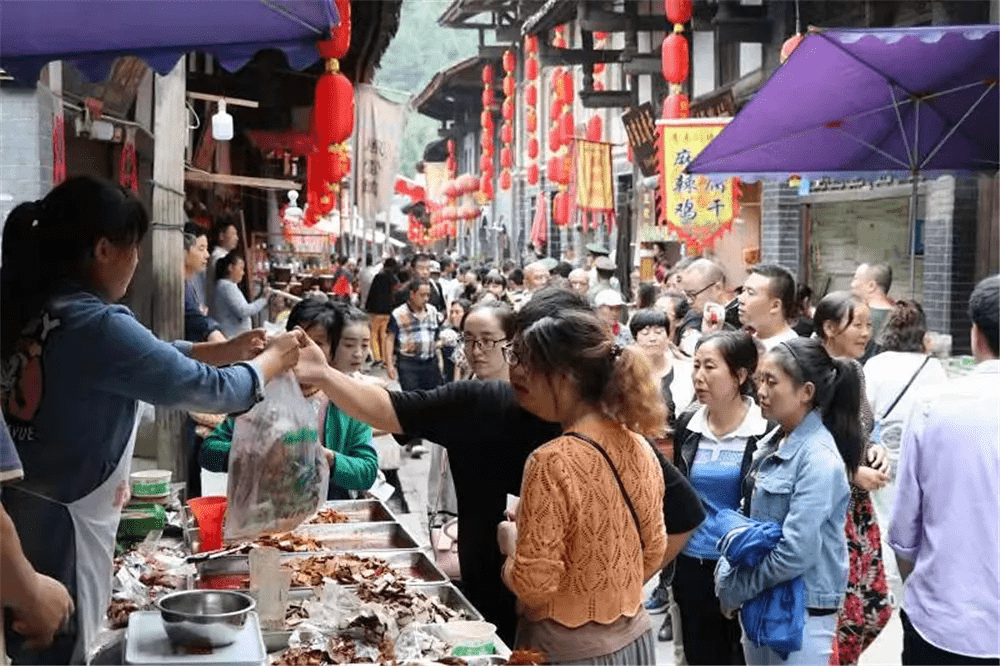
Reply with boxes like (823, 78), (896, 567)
(254, 532), (324, 552)
(506, 649), (547, 665)
(106, 599), (139, 630)
(286, 554), (396, 587)
(106, 546), (192, 629)
(271, 647), (330, 666)
(354, 575), (464, 626)
(307, 508), (350, 524)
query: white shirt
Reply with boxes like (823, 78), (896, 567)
(756, 326), (799, 351)
(665, 356), (696, 417)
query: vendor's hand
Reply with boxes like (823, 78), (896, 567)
(385, 364), (398, 381)
(853, 466), (889, 491)
(10, 573), (74, 650)
(322, 448), (336, 468)
(256, 330), (304, 381)
(229, 329), (267, 361)
(293, 332), (332, 387)
(497, 520), (517, 557)
(867, 445), (890, 474)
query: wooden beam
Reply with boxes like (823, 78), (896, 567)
(538, 41), (625, 67)
(152, 58), (187, 478)
(185, 91), (259, 108)
(622, 55), (662, 76)
(184, 169), (300, 190)
(579, 89), (635, 109)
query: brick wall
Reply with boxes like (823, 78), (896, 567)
(760, 180), (802, 277)
(0, 85), (54, 226)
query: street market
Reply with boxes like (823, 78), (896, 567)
(1, 1), (998, 666)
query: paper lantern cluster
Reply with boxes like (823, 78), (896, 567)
(661, 0), (692, 120)
(305, 0), (354, 226)
(524, 35), (540, 186)
(545, 25), (573, 227)
(479, 64), (496, 201)
(499, 50), (516, 191)
(420, 174), (481, 244)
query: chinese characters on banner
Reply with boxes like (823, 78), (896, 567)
(658, 120), (740, 251)
(354, 84), (408, 223)
(575, 139), (616, 232)
(621, 103), (658, 178)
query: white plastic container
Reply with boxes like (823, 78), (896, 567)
(130, 470), (172, 499)
(440, 621), (498, 656)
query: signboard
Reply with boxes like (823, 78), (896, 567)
(621, 103), (658, 178)
(690, 89), (736, 119)
(355, 84), (408, 221)
(657, 119), (739, 251)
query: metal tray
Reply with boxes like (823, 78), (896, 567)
(305, 499), (396, 524)
(292, 522), (420, 551)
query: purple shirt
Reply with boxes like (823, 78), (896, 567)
(889, 359), (1000, 659)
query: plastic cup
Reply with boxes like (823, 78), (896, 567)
(187, 496), (227, 552)
(440, 621), (497, 656)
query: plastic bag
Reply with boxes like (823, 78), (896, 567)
(225, 372), (329, 541)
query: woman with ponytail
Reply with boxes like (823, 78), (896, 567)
(716, 337), (859, 665)
(0, 177), (303, 664)
(496, 308), (667, 664)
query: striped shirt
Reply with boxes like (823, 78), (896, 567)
(389, 302), (440, 361)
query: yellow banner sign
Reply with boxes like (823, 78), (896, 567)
(659, 120), (739, 250)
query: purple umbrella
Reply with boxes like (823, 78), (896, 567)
(687, 24), (999, 295)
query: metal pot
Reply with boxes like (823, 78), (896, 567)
(155, 590), (256, 648)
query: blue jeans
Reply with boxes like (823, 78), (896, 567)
(742, 610), (837, 665)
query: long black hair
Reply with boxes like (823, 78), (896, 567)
(1, 176), (149, 360)
(767, 337), (863, 473)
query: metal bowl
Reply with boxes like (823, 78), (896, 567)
(155, 590), (256, 648)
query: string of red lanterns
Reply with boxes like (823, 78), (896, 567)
(549, 25), (572, 227)
(480, 63), (496, 201)
(661, 0), (692, 119)
(499, 49), (516, 191)
(524, 34), (540, 186)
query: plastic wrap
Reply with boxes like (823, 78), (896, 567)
(225, 373), (328, 541)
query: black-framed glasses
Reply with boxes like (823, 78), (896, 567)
(501, 343), (521, 366)
(460, 336), (507, 352)
(683, 281), (718, 302)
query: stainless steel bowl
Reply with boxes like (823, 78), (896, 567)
(155, 590), (256, 648)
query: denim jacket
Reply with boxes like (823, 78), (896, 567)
(715, 410), (850, 611)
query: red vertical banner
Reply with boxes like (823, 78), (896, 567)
(52, 113), (66, 185)
(119, 127), (138, 193)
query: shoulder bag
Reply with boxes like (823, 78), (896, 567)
(872, 355), (931, 445)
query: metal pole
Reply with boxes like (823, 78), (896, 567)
(908, 171), (919, 299)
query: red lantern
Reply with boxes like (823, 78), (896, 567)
(482, 87), (495, 107)
(525, 84), (537, 107)
(501, 123), (513, 145)
(480, 174), (494, 199)
(503, 75), (516, 98)
(444, 180), (458, 200)
(502, 97), (514, 121)
(500, 147), (513, 169)
(481, 110), (494, 132)
(527, 162), (539, 185)
(549, 99), (562, 122)
(525, 35), (539, 54)
(446, 139), (456, 156)
(313, 63), (354, 149)
(586, 115), (603, 142)
(480, 153), (492, 172)
(594, 31), (609, 41)
(446, 156), (457, 175)
(663, 92), (690, 119)
(527, 137), (539, 159)
(500, 170), (512, 191)
(318, 0), (352, 59)
(560, 111), (575, 144)
(526, 109), (538, 133)
(553, 192), (570, 227)
(661, 33), (689, 84)
(562, 71), (574, 105)
(462, 173), (479, 194)
(525, 57), (539, 80)
(503, 50), (516, 73)
(482, 64), (494, 84)
(554, 37), (566, 49)
(665, 0), (693, 25)
(548, 127), (561, 153)
(780, 34), (805, 63)
(594, 62), (606, 75)
(547, 156), (562, 183)
(482, 140), (494, 158)
(594, 80), (605, 92)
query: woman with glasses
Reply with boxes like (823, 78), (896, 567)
(498, 308), (667, 664)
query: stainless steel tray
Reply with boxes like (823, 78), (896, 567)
(305, 499), (396, 524)
(291, 522), (420, 551)
(197, 550), (447, 589)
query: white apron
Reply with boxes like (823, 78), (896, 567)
(17, 414), (140, 664)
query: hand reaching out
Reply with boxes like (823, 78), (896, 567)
(10, 573), (74, 650)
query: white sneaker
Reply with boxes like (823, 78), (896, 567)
(409, 444), (429, 458)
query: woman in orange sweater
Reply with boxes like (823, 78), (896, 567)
(498, 308), (668, 664)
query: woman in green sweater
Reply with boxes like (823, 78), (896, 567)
(202, 299), (378, 499)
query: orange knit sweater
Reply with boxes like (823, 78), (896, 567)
(502, 419), (667, 627)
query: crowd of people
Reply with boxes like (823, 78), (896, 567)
(0, 176), (997, 666)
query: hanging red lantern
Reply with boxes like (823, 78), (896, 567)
(560, 111), (575, 144)
(500, 170), (512, 191)
(503, 50), (516, 73)
(547, 156), (562, 183)
(780, 34), (805, 63)
(482, 140), (494, 158)
(525, 84), (537, 107)
(594, 80), (605, 92)
(480, 174), (494, 199)
(554, 37), (566, 49)
(594, 31), (609, 41)
(527, 162), (539, 185)
(663, 91), (690, 119)
(527, 137), (539, 159)
(665, 0), (693, 25)
(447, 139), (456, 156)
(501, 123), (513, 145)
(562, 71), (574, 105)
(447, 156), (457, 175)
(503, 75), (516, 98)
(318, 0), (352, 59)
(594, 62), (606, 75)
(480, 153), (492, 172)
(549, 99), (562, 122)
(661, 32), (689, 84)
(554, 73), (566, 102)
(444, 180), (458, 200)
(525, 35), (539, 54)
(586, 115), (603, 142)
(548, 127), (561, 153)
(462, 173), (479, 194)
(313, 60), (354, 149)
(525, 57), (539, 80)
(502, 97), (514, 121)
(482, 64), (494, 84)
(481, 111), (494, 132)
(553, 191), (570, 227)
(500, 147), (513, 169)
(482, 87), (495, 107)
(526, 109), (538, 133)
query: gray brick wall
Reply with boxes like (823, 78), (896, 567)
(760, 180), (802, 278)
(0, 85), (54, 228)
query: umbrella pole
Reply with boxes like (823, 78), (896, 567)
(908, 171), (919, 299)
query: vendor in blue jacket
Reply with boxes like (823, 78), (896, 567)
(716, 338), (857, 666)
(0, 177), (305, 665)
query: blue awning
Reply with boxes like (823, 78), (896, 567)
(0, 0), (340, 83)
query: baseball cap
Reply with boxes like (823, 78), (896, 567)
(594, 256), (616, 272)
(594, 289), (625, 307)
(586, 243), (610, 256)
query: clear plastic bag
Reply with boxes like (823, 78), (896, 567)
(225, 373), (329, 541)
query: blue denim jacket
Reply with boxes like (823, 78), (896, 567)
(716, 410), (849, 611)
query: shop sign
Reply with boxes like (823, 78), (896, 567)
(690, 89), (736, 119)
(800, 173), (922, 194)
(657, 119), (739, 251)
(621, 103), (659, 178)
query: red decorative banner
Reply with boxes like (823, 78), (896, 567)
(52, 113), (66, 186)
(119, 128), (138, 193)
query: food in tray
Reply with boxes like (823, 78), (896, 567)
(106, 598), (140, 630)
(286, 553), (396, 587)
(107, 548), (191, 629)
(306, 508), (351, 524)
(270, 647), (328, 666)
(354, 576), (466, 626)
(506, 649), (547, 665)
(255, 532), (325, 552)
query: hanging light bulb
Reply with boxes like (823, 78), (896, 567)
(212, 99), (234, 141)
(283, 190), (303, 224)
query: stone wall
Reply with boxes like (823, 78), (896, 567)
(0, 85), (54, 226)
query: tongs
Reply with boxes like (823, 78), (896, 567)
(185, 543), (252, 563)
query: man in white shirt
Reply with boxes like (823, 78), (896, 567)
(738, 264), (798, 350)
